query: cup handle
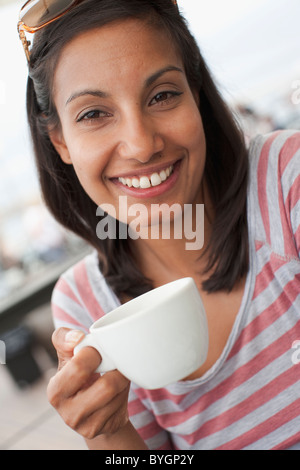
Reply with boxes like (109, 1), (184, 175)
(73, 334), (116, 374)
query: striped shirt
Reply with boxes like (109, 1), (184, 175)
(51, 130), (300, 450)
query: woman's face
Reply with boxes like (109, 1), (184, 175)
(51, 18), (206, 226)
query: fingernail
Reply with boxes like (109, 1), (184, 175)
(65, 330), (84, 344)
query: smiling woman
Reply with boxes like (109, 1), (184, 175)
(49, 22), (206, 233)
(21, 0), (300, 451)
(28, 0), (248, 297)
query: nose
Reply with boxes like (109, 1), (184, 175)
(116, 112), (164, 163)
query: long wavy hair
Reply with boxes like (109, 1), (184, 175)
(26, 0), (249, 298)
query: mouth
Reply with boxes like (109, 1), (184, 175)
(117, 162), (175, 189)
(110, 159), (182, 198)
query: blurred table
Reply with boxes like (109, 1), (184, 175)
(0, 248), (91, 334)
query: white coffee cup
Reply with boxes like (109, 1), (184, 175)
(74, 277), (208, 389)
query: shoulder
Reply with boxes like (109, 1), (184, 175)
(248, 129), (300, 259)
(51, 250), (120, 331)
(249, 129), (300, 173)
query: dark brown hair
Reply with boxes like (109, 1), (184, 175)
(26, 0), (249, 298)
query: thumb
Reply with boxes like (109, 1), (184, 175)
(52, 327), (85, 370)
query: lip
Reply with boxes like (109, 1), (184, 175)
(110, 159), (182, 199)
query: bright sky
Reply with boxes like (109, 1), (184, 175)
(179, 0), (266, 38)
(181, 0), (300, 109)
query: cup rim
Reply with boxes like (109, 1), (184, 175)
(90, 276), (197, 332)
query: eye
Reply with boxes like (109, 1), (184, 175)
(76, 109), (112, 122)
(149, 91), (183, 107)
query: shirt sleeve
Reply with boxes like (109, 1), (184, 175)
(50, 254), (108, 332)
(254, 130), (300, 260)
(51, 275), (93, 333)
(278, 131), (300, 258)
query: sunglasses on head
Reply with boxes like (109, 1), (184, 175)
(17, 0), (178, 63)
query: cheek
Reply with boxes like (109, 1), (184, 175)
(191, 118), (206, 166)
(186, 108), (206, 151)
(66, 139), (105, 182)
(178, 107), (206, 176)
(65, 144), (108, 206)
(180, 107), (207, 194)
(190, 121), (206, 184)
(171, 103), (205, 152)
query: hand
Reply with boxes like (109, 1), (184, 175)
(47, 328), (131, 440)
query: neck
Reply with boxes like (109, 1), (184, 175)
(131, 199), (213, 287)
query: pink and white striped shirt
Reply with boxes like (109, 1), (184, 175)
(51, 130), (300, 450)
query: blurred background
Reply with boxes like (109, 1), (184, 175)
(0, 0), (299, 450)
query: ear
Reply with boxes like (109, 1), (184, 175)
(48, 127), (72, 165)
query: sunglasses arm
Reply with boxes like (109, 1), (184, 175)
(17, 0), (178, 63)
(18, 25), (31, 63)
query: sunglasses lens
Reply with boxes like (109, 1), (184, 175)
(20, 0), (76, 28)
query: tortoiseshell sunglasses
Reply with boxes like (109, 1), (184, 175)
(18, 0), (178, 62)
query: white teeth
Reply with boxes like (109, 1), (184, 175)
(150, 173), (161, 187)
(159, 170), (167, 181)
(132, 178), (140, 188)
(140, 176), (151, 189)
(118, 164), (174, 189)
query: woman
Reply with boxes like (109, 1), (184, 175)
(20, 0), (300, 450)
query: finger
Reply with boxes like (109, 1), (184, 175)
(65, 373), (130, 438)
(52, 327), (85, 370)
(74, 370), (130, 415)
(53, 345), (103, 398)
(75, 385), (130, 439)
(48, 344), (102, 409)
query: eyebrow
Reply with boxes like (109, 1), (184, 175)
(66, 90), (108, 106)
(145, 65), (184, 88)
(65, 65), (184, 106)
